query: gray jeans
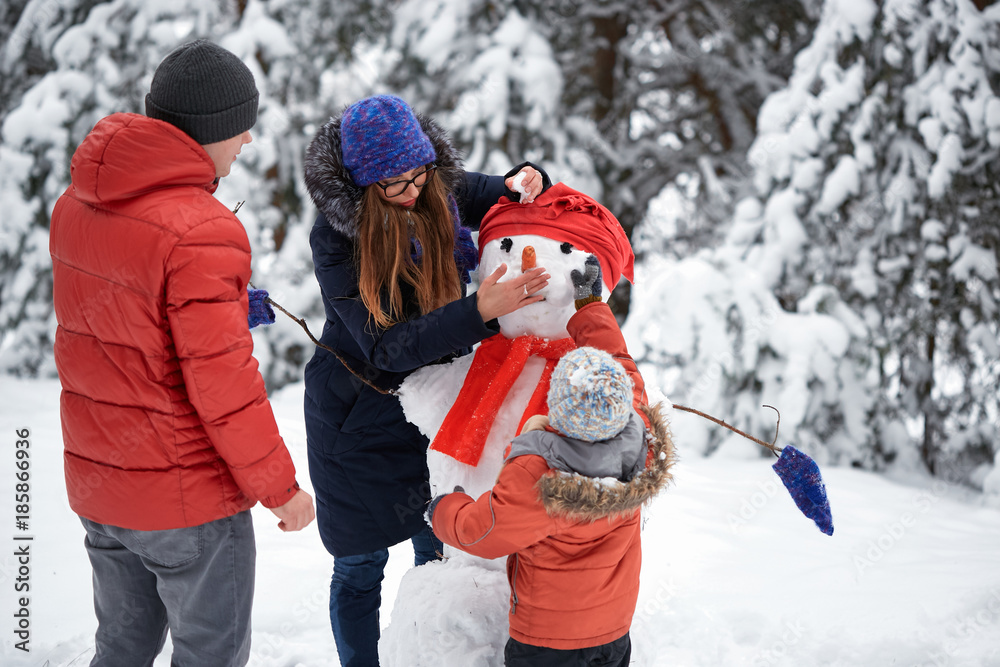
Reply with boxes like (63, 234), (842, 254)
(80, 510), (256, 667)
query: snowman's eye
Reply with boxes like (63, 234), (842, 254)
(560, 242), (573, 254)
(500, 238), (513, 252)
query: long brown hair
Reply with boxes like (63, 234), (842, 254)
(356, 173), (461, 328)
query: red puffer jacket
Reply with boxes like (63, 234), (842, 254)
(50, 113), (298, 530)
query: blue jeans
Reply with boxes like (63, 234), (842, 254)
(80, 511), (256, 667)
(329, 524), (442, 666)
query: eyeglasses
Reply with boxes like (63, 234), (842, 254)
(375, 164), (437, 198)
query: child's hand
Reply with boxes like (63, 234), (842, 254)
(520, 415), (549, 435)
(425, 485), (466, 526)
(571, 255), (603, 308)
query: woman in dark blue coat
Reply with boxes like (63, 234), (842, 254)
(302, 95), (550, 666)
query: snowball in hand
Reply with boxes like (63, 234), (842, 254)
(511, 171), (529, 202)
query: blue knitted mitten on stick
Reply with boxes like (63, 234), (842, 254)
(248, 288), (275, 329)
(773, 446), (834, 535)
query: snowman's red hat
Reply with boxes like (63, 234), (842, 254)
(478, 183), (635, 292)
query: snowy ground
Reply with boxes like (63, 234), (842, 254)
(1, 377), (998, 666)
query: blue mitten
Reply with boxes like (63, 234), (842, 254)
(248, 288), (275, 329)
(772, 446), (834, 535)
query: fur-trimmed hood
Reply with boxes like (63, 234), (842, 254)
(534, 403), (675, 522)
(303, 110), (464, 239)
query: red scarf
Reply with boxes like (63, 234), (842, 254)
(430, 334), (576, 466)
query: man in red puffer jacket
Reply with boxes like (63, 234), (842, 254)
(49, 40), (314, 667)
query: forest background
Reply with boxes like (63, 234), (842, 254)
(1, 0), (999, 494)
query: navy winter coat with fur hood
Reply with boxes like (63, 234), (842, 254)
(302, 112), (547, 556)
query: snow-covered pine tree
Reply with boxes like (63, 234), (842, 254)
(0, 0), (62, 375)
(629, 0), (1000, 486)
(376, 0), (821, 235)
(375, 1), (570, 187)
(0, 0), (375, 388)
(216, 0), (827, 382)
(0, 0), (244, 375)
(535, 0), (822, 245)
(868, 0), (1000, 482)
(370, 0), (821, 319)
(0, 0), (824, 381)
(219, 0), (399, 389)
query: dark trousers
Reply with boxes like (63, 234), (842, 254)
(329, 524), (442, 666)
(505, 633), (632, 667)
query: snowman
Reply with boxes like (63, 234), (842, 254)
(380, 183), (637, 667)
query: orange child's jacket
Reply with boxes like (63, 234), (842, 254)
(431, 301), (675, 650)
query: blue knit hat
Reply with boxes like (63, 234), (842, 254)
(340, 95), (437, 187)
(548, 347), (634, 442)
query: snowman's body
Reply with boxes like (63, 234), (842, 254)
(401, 233), (593, 498)
(381, 233), (596, 667)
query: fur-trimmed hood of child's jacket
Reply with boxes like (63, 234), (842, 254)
(302, 110), (464, 239)
(509, 404), (675, 522)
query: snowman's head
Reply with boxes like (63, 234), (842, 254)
(476, 182), (636, 341)
(480, 234), (592, 339)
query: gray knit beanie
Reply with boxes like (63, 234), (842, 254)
(145, 40), (259, 145)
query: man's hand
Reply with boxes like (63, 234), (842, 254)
(269, 488), (315, 532)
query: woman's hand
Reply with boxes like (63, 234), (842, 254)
(476, 264), (550, 322)
(504, 166), (543, 204)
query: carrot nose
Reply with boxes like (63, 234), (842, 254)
(521, 246), (536, 270)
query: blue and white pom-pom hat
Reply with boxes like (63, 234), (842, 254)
(547, 347), (634, 442)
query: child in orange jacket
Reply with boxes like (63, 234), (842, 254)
(428, 287), (675, 666)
